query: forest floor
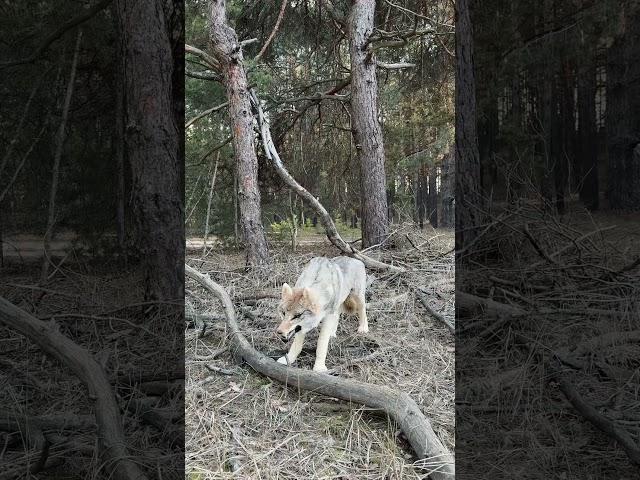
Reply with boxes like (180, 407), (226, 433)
(0, 259), (184, 479)
(457, 202), (640, 479)
(185, 224), (455, 479)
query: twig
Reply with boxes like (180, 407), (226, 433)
(415, 290), (454, 333)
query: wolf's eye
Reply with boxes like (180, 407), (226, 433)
(292, 312), (303, 320)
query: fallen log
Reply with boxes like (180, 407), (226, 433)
(249, 89), (405, 274)
(0, 297), (147, 480)
(185, 263), (453, 479)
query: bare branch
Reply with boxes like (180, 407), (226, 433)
(185, 43), (219, 70)
(250, 88), (404, 274)
(186, 102), (228, 129)
(255, 0), (288, 60)
(376, 60), (416, 69)
(0, 0), (113, 70)
(185, 67), (220, 82)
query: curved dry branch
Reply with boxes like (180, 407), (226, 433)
(185, 264), (453, 479)
(254, 0), (288, 60)
(0, 297), (147, 480)
(248, 89), (404, 273)
(186, 102), (228, 129)
(548, 356), (640, 466)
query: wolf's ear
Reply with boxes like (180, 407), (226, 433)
(281, 283), (293, 300)
(301, 287), (316, 303)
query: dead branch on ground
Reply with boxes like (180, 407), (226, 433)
(0, 297), (148, 480)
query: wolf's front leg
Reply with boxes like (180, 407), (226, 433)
(313, 313), (338, 372)
(277, 332), (306, 366)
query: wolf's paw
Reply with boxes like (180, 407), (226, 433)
(357, 325), (369, 334)
(277, 356), (289, 365)
(313, 364), (328, 373)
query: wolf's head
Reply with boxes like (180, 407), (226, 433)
(275, 283), (322, 342)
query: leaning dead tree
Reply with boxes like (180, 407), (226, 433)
(185, 263), (454, 479)
(248, 89), (405, 274)
(0, 297), (147, 480)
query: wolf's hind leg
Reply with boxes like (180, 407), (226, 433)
(277, 332), (305, 366)
(357, 296), (368, 334)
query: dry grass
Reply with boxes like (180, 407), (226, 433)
(185, 225), (455, 479)
(457, 203), (640, 479)
(0, 260), (183, 479)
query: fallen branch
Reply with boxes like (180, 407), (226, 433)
(0, 297), (147, 480)
(548, 356), (640, 466)
(416, 290), (454, 333)
(249, 89), (404, 274)
(457, 291), (527, 318)
(185, 263), (453, 479)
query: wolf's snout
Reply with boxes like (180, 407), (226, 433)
(294, 325), (302, 333)
(276, 326), (288, 342)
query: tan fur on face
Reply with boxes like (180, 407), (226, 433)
(280, 285), (321, 316)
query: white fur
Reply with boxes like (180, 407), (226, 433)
(277, 256), (368, 373)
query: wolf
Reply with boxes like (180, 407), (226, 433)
(275, 256), (368, 373)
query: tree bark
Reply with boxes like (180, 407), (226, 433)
(577, 64), (599, 211)
(116, 0), (184, 301)
(455, 0), (482, 250)
(348, 0), (389, 248)
(113, 7), (127, 259)
(209, 0), (270, 268)
(440, 150), (455, 228)
(202, 154), (219, 255)
(606, 0), (640, 210)
(428, 168), (438, 228)
(41, 30), (82, 284)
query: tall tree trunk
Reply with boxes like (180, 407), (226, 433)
(116, 0), (184, 301)
(41, 30), (82, 284)
(560, 61), (576, 208)
(417, 169), (426, 229)
(209, 0), (270, 267)
(203, 153), (219, 255)
(455, 0), (482, 250)
(348, 0), (389, 248)
(428, 168), (438, 228)
(113, 8), (127, 260)
(541, 70), (557, 211)
(577, 64), (599, 210)
(606, 0), (640, 210)
(440, 149), (455, 228)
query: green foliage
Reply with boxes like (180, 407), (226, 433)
(185, 0), (454, 238)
